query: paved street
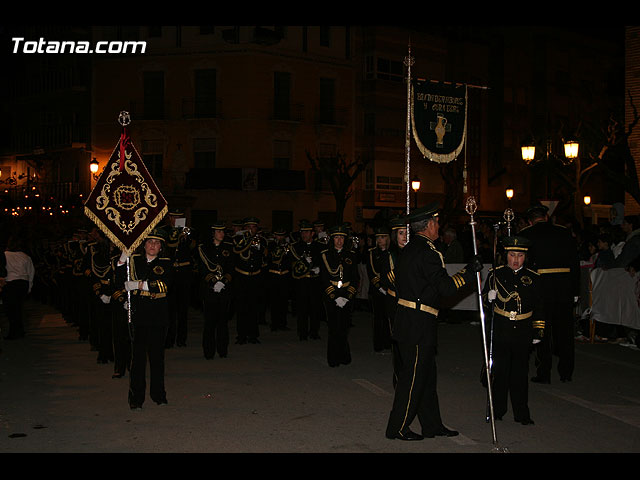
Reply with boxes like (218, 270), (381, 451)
(1, 298), (639, 454)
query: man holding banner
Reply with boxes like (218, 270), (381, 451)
(84, 112), (169, 409)
(117, 229), (172, 409)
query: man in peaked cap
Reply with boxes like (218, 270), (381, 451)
(482, 235), (544, 425)
(319, 224), (359, 367)
(266, 227), (292, 332)
(232, 216), (266, 344)
(162, 207), (194, 348)
(519, 202), (579, 384)
(385, 202), (483, 441)
(366, 225), (393, 353)
(117, 227), (173, 409)
(196, 221), (234, 359)
(289, 219), (324, 341)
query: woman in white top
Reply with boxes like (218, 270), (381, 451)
(1, 236), (35, 339)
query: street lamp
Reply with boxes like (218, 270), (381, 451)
(411, 176), (421, 209)
(583, 195), (591, 206)
(505, 187), (514, 202)
(564, 137), (579, 160)
(90, 158), (100, 180)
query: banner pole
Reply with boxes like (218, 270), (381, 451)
(403, 40), (414, 239)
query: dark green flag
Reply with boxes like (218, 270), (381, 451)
(411, 80), (467, 163)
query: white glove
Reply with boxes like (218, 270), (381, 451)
(532, 339), (541, 344)
(118, 251), (129, 265)
(311, 267), (320, 274)
(123, 302), (129, 311)
(304, 255), (312, 264)
(125, 280), (139, 291)
(100, 294), (111, 304)
(488, 289), (496, 302)
(335, 297), (348, 308)
(379, 287), (387, 296)
(213, 281), (225, 293)
(573, 296), (579, 303)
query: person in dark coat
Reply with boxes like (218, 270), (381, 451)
(266, 227), (292, 332)
(289, 220), (324, 341)
(232, 217), (267, 344)
(519, 204), (579, 383)
(385, 203), (483, 441)
(117, 228), (173, 410)
(379, 217), (407, 388)
(483, 236), (544, 425)
(319, 225), (359, 367)
(197, 222), (234, 359)
(366, 226), (393, 352)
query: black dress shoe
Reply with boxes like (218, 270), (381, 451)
(112, 373), (124, 379)
(129, 403), (142, 410)
(560, 376), (572, 382)
(515, 418), (535, 425)
(154, 398), (168, 405)
(386, 430), (424, 441)
(424, 426), (459, 438)
(531, 376), (550, 384)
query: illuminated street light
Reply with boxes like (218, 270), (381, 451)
(505, 187), (514, 200)
(411, 176), (420, 209)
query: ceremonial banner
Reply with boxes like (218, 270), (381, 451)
(84, 127), (168, 254)
(411, 80), (467, 163)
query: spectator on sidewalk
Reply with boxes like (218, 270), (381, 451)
(1, 236), (35, 340)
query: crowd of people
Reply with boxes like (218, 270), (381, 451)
(1, 201), (639, 433)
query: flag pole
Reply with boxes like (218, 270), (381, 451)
(403, 40), (414, 240)
(465, 196), (508, 453)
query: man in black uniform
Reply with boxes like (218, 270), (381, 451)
(519, 204), (579, 383)
(197, 221), (234, 359)
(385, 203), (483, 441)
(117, 228), (173, 410)
(289, 220), (324, 340)
(320, 225), (359, 367)
(380, 217), (407, 388)
(483, 236), (544, 425)
(88, 229), (115, 365)
(162, 208), (194, 348)
(266, 227), (292, 331)
(232, 217), (266, 344)
(366, 226), (393, 353)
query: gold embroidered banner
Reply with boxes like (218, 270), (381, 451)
(84, 129), (168, 254)
(411, 80), (467, 164)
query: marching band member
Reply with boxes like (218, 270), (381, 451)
(320, 225), (358, 367)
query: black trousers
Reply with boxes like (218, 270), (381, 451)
(128, 324), (168, 406)
(370, 289), (392, 352)
(534, 295), (574, 381)
(386, 342), (444, 437)
(324, 300), (352, 367)
(385, 295), (402, 388)
(1, 279), (29, 338)
(202, 291), (230, 358)
(112, 302), (131, 377)
(268, 274), (290, 331)
(294, 277), (321, 339)
(167, 268), (191, 347)
(234, 274), (260, 342)
(95, 301), (114, 362)
(491, 318), (532, 421)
